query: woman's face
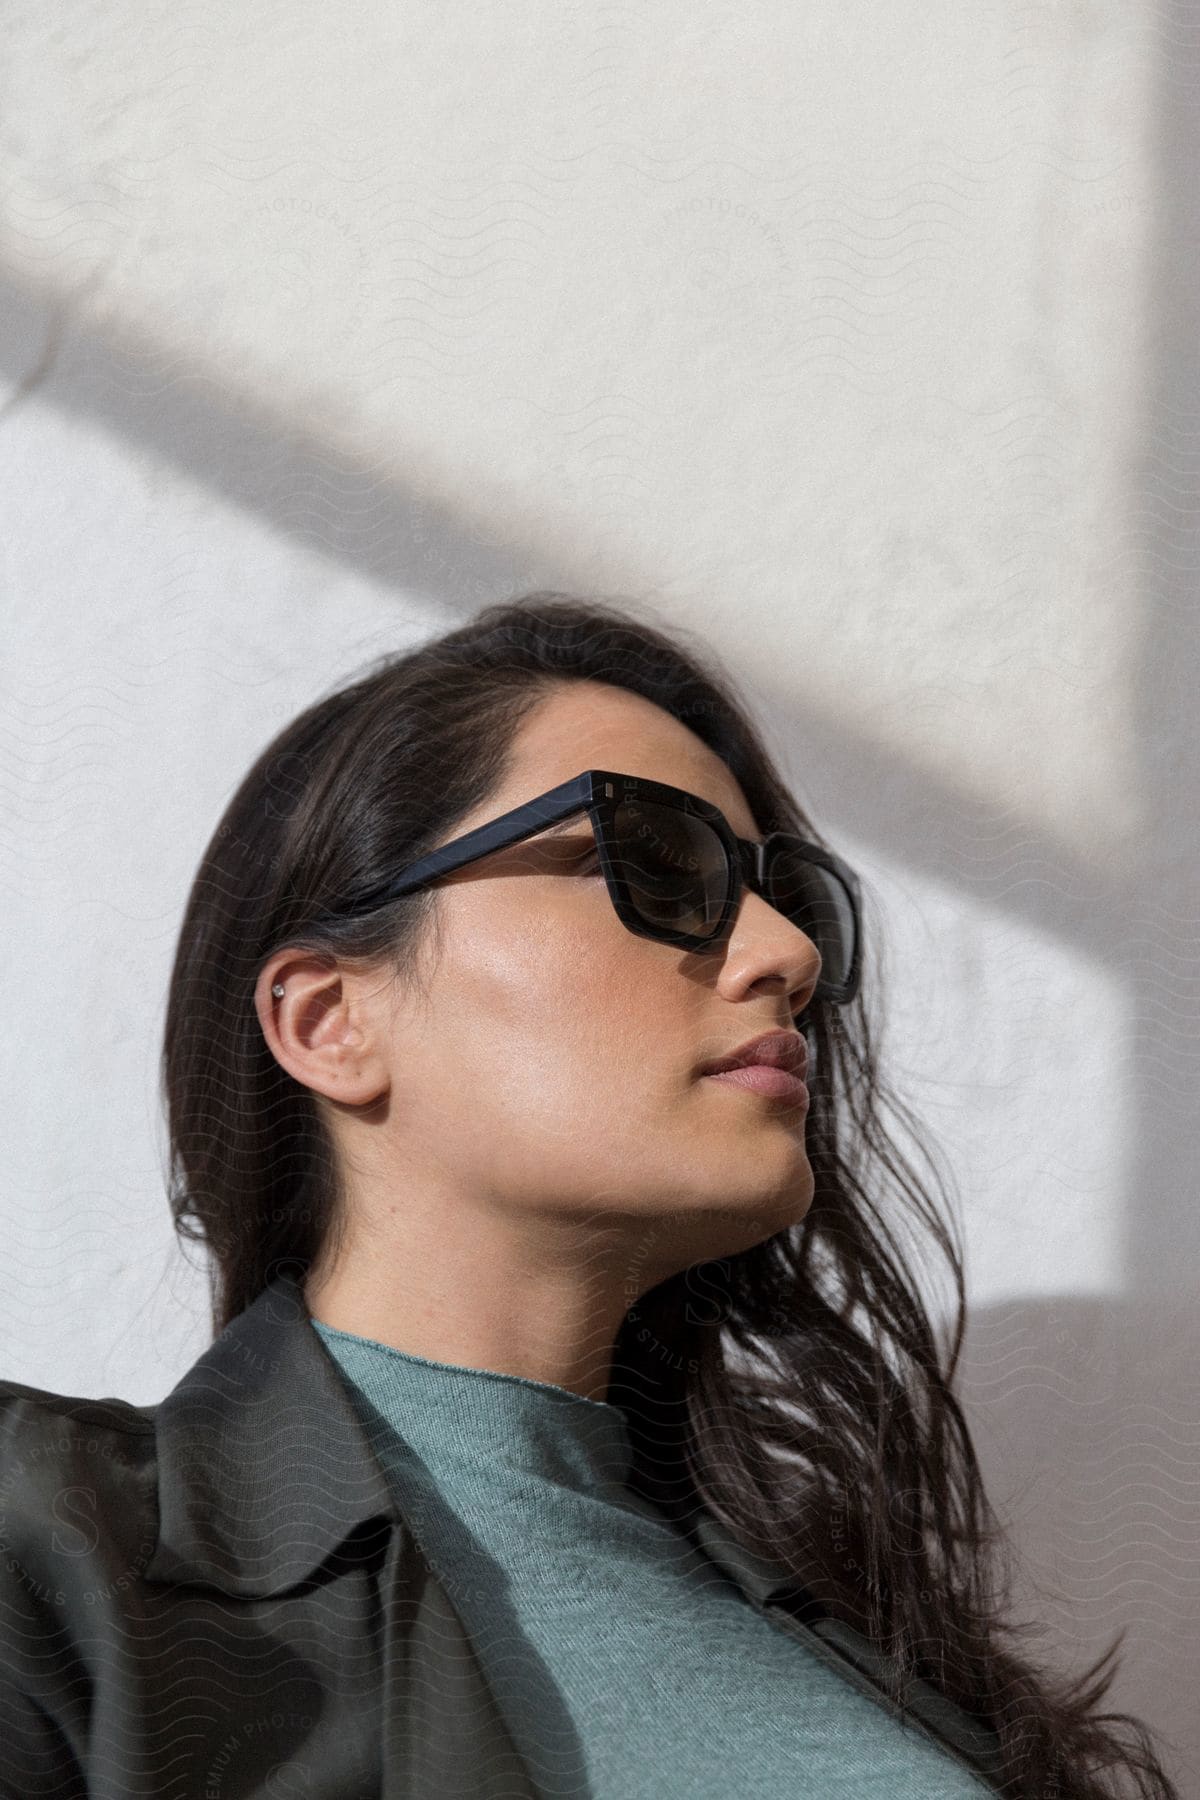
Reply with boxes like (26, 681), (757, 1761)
(339, 678), (824, 1295)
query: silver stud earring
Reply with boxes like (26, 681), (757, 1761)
(272, 982), (285, 999)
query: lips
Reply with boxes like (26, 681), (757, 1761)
(699, 1029), (808, 1084)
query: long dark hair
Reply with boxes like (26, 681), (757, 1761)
(162, 592), (1178, 1799)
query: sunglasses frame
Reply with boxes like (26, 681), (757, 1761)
(319, 768), (862, 1006)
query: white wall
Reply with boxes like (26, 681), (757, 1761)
(1, 3), (1195, 1785)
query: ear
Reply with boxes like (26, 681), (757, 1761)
(254, 955), (390, 1106)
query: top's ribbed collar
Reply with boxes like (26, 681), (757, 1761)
(310, 1319), (635, 1494)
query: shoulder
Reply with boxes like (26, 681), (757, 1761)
(0, 1373), (156, 1460)
(0, 1377), (158, 1589)
(0, 1376), (155, 1436)
(0, 1381), (158, 1797)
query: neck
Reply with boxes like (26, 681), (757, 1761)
(303, 1214), (642, 1405)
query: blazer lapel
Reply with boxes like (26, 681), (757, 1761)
(377, 1525), (541, 1800)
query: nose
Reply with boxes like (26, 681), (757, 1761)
(714, 885), (822, 1017)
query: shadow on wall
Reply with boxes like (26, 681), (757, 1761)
(958, 1295), (1197, 1794)
(0, 274), (552, 611)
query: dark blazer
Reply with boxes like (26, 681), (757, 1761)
(0, 1271), (1007, 1798)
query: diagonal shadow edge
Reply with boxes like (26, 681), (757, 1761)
(0, 270), (1148, 982)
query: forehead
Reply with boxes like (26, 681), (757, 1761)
(495, 679), (761, 839)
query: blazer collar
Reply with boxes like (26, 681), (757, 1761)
(144, 1268), (403, 1597)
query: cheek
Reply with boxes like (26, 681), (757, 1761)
(440, 899), (666, 1108)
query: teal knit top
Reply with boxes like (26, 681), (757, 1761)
(312, 1319), (991, 1799)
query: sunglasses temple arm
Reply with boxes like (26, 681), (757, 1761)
(336, 774), (598, 912)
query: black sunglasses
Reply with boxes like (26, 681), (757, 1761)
(318, 769), (862, 1007)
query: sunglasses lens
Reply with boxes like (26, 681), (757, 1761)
(612, 799), (730, 939)
(608, 801), (858, 993)
(764, 841), (856, 993)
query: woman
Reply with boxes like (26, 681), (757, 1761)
(0, 593), (1179, 1798)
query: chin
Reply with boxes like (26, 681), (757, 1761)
(750, 1166), (816, 1234)
(704, 1171), (815, 1251)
